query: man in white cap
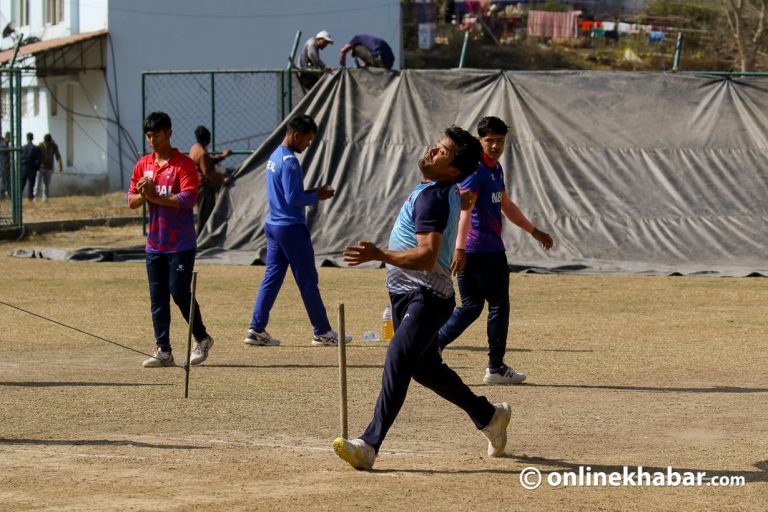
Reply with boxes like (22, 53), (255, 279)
(298, 30), (334, 91)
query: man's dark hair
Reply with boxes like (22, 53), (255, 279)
(26, 132), (33, 141)
(286, 114), (318, 135)
(194, 125), (211, 146)
(43, 134), (52, 142)
(445, 125), (482, 182)
(477, 116), (509, 137)
(143, 112), (172, 133)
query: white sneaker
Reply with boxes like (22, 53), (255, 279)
(312, 330), (352, 346)
(484, 366), (526, 385)
(332, 437), (376, 470)
(481, 402), (512, 457)
(190, 335), (214, 365)
(142, 348), (175, 368)
(244, 329), (281, 346)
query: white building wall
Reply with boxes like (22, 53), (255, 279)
(3, 0), (401, 193)
(79, 0), (107, 33)
(0, 0), (110, 194)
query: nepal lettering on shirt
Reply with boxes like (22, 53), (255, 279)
(129, 150), (198, 254)
(461, 158), (506, 253)
(143, 169), (175, 198)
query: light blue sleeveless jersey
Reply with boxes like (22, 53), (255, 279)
(385, 180), (461, 298)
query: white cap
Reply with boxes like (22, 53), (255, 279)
(315, 30), (334, 43)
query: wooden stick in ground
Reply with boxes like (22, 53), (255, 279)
(184, 272), (197, 399)
(338, 303), (348, 438)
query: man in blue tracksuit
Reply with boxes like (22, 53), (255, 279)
(333, 126), (512, 470)
(244, 114), (349, 347)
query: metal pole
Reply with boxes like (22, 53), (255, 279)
(13, 70), (22, 226)
(184, 272), (198, 399)
(459, 30), (470, 69)
(672, 32), (684, 72)
(210, 72), (216, 150)
(338, 303), (348, 438)
(9, 34), (23, 68)
(285, 30), (302, 117)
(140, 73), (147, 236)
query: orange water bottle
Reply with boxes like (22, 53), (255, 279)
(382, 305), (394, 341)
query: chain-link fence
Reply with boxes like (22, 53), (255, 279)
(142, 69), (310, 171)
(0, 67), (23, 228)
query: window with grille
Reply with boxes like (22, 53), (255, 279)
(13, 0), (31, 27)
(45, 0), (64, 25)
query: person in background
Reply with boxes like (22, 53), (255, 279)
(35, 134), (63, 202)
(20, 133), (41, 202)
(437, 116), (554, 385)
(127, 112), (215, 368)
(338, 34), (395, 70)
(298, 30), (334, 91)
(0, 132), (10, 199)
(188, 125), (231, 234)
(244, 114), (350, 348)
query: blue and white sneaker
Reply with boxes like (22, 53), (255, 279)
(244, 329), (281, 347)
(312, 330), (352, 346)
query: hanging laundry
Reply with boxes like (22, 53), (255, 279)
(648, 30), (665, 44)
(527, 10), (580, 38)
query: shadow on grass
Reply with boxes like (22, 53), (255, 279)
(445, 346), (593, 354)
(205, 364), (467, 370)
(0, 381), (173, 388)
(0, 438), (205, 450)
(517, 383), (768, 394)
(446, 346), (533, 353)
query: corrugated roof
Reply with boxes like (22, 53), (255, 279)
(0, 29), (108, 65)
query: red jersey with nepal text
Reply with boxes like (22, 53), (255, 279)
(128, 149), (199, 253)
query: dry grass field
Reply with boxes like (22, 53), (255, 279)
(0, 225), (766, 511)
(0, 192), (139, 223)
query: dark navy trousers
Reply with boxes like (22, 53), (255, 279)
(250, 223), (332, 335)
(360, 286), (496, 452)
(438, 251), (510, 368)
(146, 249), (208, 352)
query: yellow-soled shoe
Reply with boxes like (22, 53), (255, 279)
(332, 437), (375, 470)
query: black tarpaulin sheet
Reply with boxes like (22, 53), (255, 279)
(179, 70), (767, 275)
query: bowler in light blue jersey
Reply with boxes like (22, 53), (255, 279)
(333, 126), (513, 470)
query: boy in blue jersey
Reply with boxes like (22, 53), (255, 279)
(438, 116), (554, 384)
(244, 114), (350, 347)
(334, 126), (512, 470)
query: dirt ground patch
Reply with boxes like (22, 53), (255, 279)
(1, 228), (766, 511)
